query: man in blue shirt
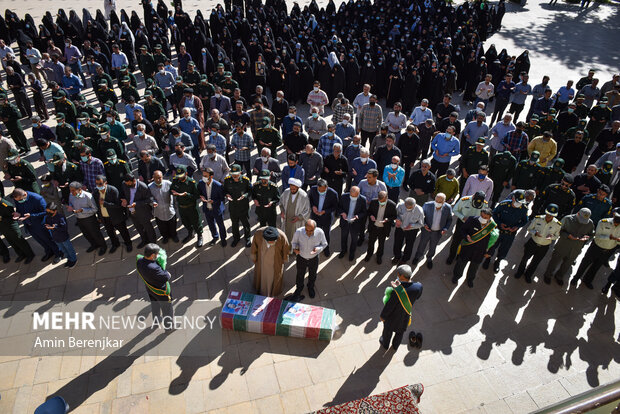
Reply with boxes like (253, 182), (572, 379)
(317, 124), (343, 159)
(490, 73), (516, 126)
(349, 147), (377, 187)
(61, 66), (84, 100)
(383, 156), (406, 202)
(281, 106), (303, 137)
(335, 114), (356, 148)
(553, 80), (575, 112)
(430, 126), (460, 177)
(179, 107), (203, 165)
(508, 72), (532, 122)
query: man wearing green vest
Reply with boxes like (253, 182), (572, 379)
(136, 243), (174, 324)
(380, 265), (423, 351)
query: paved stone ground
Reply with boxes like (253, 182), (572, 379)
(0, 0), (619, 413)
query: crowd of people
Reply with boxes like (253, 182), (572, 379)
(0, 0), (619, 305)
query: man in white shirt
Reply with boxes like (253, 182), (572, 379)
(353, 84), (371, 127)
(291, 219), (328, 300)
(475, 74), (495, 106)
(385, 102), (408, 135)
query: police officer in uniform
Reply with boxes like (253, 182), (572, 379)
(55, 90), (77, 126)
(103, 149), (132, 191)
(534, 174), (576, 218)
(76, 96), (100, 120)
(446, 191), (487, 264)
(77, 113), (99, 148)
(0, 196), (34, 263)
(223, 164), (252, 247)
(483, 190), (529, 272)
(0, 93), (28, 153)
(515, 204), (562, 283)
(170, 165), (203, 247)
(6, 149), (40, 193)
(144, 91), (166, 126)
(571, 208), (620, 289)
(251, 169), (280, 227)
(511, 151), (541, 192)
(254, 117), (282, 155)
(98, 125), (127, 162)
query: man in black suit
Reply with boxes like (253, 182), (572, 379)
(309, 179), (339, 256)
(136, 243), (174, 323)
(380, 265), (423, 351)
(197, 168), (228, 246)
(121, 174), (158, 248)
(94, 175), (133, 253)
(337, 186), (367, 261)
(138, 151), (166, 183)
(365, 191), (398, 264)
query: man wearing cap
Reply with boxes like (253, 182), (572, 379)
(54, 113), (78, 148)
(537, 158), (568, 192)
(543, 208), (594, 285)
(538, 109), (559, 140)
(76, 97), (100, 121)
(534, 174), (576, 218)
(196, 76), (215, 114)
(224, 164), (252, 247)
(138, 45), (156, 80)
(574, 185), (613, 225)
(121, 174), (158, 248)
(250, 226), (290, 296)
(279, 178), (311, 249)
(252, 170), (280, 227)
(120, 77), (140, 106)
(95, 82), (118, 108)
(5, 149), (40, 193)
(144, 91), (166, 126)
(93, 175), (133, 253)
(483, 191), (529, 272)
(515, 204), (562, 283)
(182, 62), (201, 89)
(0, 195), (35, 263)
(308, 179), (339, 257)
(220, 72), (239, 98)
(572, 208), (620, 289)
(489, 151), (517, 204)
(254, 116), (281, 155)
(380, 264), (423, 351)
(55, 91), (78, 126)
(451, 207), (496, 288)
(463, 165), (494, 202)
(12, 188), (62, 262)
(0, 94), (29, 153)
(171, 165), (203, 247)
(459, 137), (489, 188)
(446, 192), (488, 264)
(50, 153), (83, 203)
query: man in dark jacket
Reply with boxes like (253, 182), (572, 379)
(121, 174), (157, 248)
(364, 191), (397, 264)
(337, 186), (367, 261)
(452, 208), (495, 288)
(138, 151), (166, 183)
(380, 265), (423, 351)
(93, 175), (133, 253)
(136, 243), (174, 323)
(309, 179), (340, 256)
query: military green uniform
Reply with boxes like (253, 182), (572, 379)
(96, 86), (118, 106)
(534, 183), (575, 217)
(77, 103), (100, 120)
(523, 123), (541, 143)
(489, 151), (517, 204)
(223, 169), (252, 243)
(220, 78), (239, 97)
(138, 52), (156, 79)
(119, 70), (138, 89)
(574, 103), (590, 120)
(56, 98), (77, 125)
(596, 162), (613, 187)
(0, 100), (28, 152)
(537, 162), (566, 192)
(171, 170), (202, 238)
(55, 123), (78, 147)
(97, 136), (126, 161)
(51, 158), (83, 203)
(212, 69), (226, 87)
(254, 126), (282, 154)
(144, 100), (166, 125)
(586, 104), (612, 149)
(153, 52), (169, 68)
(7, 158), (40, 193)
(104, 158), (132, 190)
(459, 145), (489, 189)
(538, 117), (558, 137)
(251, 180), (280, 227)
(0, 197), (34, 259)
(512, 158), (541, 190)
(196, 80), (215, 110)
(120, 85), (140, 103)
(67, 141), (91, 164)
(183, 70), (201, 88)
(146, 84), (166, 106)
(77, 122), (99, 149)
(172, 81), (188, 105)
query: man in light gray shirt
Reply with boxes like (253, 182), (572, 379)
(392, 197), (425, 264)
(291, 219), (328, 301)
(199, 144), (230, 182)
(148, 170), (178, 243)
(169, 142), (198, 175)
(67, 181), (107, 254)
